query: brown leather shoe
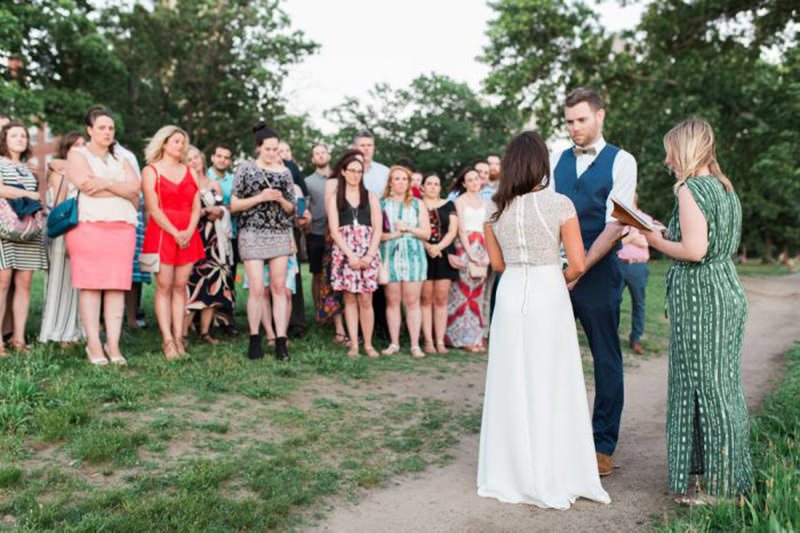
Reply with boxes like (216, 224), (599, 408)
(596, 452), (613, 477)
(630, 341), (644, 355)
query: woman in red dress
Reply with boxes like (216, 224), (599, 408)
(142, 126), (204, 360)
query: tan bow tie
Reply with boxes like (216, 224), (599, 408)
(572, 146), (597, 156)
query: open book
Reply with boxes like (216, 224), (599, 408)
(611, 197), (665, 232)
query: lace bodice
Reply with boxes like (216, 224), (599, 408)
(490, 189), (576, 266)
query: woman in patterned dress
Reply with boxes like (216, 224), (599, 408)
(380, 165), (430, 357)
(328, 152), (382, 359)
(184, 146), (234, 345)
(0, 121), (49, 355)
(645, 117), (753, 503)
(39, 132), (85, 345)
(446, 167), (490, 352)
(231, 123), (295, 361)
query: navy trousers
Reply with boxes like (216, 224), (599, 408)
(570, 253), (625, 456)
(620, 262), (648, 344)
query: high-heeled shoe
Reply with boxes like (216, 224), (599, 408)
(86, 346), (109, 366)
(103, 343), (127, 366)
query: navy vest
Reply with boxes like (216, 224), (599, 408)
(554, 144), (620, 249)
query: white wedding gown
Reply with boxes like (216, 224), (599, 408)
(477, 189), (610, 510)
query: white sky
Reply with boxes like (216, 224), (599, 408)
(281, 0), (645, 133)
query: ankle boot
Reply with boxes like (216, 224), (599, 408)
(248, 333), (263, 360)
(275, 336), (289, 361)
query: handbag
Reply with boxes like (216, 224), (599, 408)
(46, 174), (80, 238)
(0, 200), (44, 242)
(139, 168), (163, 273)
(467, 262), (488, 280)
(0, 175), (45, 242)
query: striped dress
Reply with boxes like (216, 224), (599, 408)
(665, 175), (753, 497)
(380, 197), (427, 283)
(39, 184), (83, 343)
(0, 160), (48, 271)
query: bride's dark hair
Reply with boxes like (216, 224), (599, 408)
(490, 131), (550, 222)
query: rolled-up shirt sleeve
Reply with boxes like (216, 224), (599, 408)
(606, 150), (637, 222)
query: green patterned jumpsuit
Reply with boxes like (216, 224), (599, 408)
(665, 176), (753, 497)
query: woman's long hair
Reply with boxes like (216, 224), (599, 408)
(56, 131), (84, 160)
(145, 125), (190, 164)
(382, 165), (413, 205)
(334, 152), (368, 212)
(490, 131), (550, 222)
(663, 117), (732, 193)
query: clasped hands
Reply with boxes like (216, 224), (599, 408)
(346, 251), (375, 270)
(173, 228), (193, 249)
(259, 188), (283, 202)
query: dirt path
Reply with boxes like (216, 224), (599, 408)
(310, 274), (800, 533)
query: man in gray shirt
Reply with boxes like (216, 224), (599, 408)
(304, 143), (331, 276)
(355, 130), (390, 196)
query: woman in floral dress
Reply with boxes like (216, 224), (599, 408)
(328, 152), (382, 358)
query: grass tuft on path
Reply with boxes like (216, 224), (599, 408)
(656, 342), (800, 532)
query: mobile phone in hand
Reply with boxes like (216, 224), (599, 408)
(296, 197), (307, 217)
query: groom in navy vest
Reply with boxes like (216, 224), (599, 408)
(551, 88), (637, 477)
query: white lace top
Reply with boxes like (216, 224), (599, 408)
(489, 189), (576, 266)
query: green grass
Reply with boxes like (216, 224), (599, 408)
(0, 261), (786, 530)
(656, 342), (800, 532)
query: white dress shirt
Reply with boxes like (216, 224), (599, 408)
(362, 160), (390, 196)
(549, 136), (637, 223)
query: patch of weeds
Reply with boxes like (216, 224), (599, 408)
(393, 454), (427, 473)
(175, 459), (236, 491)
(36, 401), (91, 442)
(70, 425), (148, 465)
(351, 465), (386, 488)
(0, 465), (22, 487)
(199, 421), (230, 434)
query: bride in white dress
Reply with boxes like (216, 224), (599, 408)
(477, 131), (610, 510)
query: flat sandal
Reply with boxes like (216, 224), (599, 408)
(163, 340), (181, 361)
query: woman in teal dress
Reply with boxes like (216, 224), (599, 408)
(645, 117), (753, 503)
(380, 165), (430, 357)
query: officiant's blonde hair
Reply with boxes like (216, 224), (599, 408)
(663, 117), (732, 193)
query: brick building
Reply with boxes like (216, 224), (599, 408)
(28, 123), (59, 181)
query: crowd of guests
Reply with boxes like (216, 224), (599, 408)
(0, 110), (506, 364)
(1, 86), (754, 507)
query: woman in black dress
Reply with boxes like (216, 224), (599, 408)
(420, 173), (458, 354)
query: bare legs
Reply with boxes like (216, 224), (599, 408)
(0, 269), (32, 352)
(422, 280), (452, 353)
(382, 281), (424, 356)
(244, 256), (289, 338)
(102, 290), (126, 360)
(154, 263), (194, 357)
(79, 290), (105, 362)
(125, 282), (142, 328)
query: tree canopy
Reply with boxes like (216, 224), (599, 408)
(479, 0), (799, 256)
(325, 73), (524, 179)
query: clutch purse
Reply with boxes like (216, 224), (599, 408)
(467, 262), (488, 280)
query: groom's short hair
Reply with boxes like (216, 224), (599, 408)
(565, 88), (604, 111)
